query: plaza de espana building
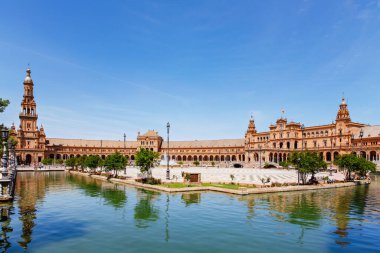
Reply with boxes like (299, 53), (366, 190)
(10, 68), (380, 166)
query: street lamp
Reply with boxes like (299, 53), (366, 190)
(301, 124), (305, 151)
(297, 157), (300, 185)
(359, 128), (364, 159)
(123, 133), (127, 174)
(8, 142), (15, 170)
(1, 127), (9, 178)
(329, 127), (334, 176)
(166, 122), (170, 180)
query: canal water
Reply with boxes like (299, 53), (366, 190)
(0, 172), (379, 253)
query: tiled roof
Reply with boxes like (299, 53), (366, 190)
(354, 125), (380, 139)
(161, 139), (244, 148)
(47, 138), (139, 148)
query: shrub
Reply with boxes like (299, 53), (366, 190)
(271, 182), (282, 187)
(146, 178), (161, 185)
(193, 160), (200, 166)
(135, 177), (161, 185)
(41, 158), (54, 165)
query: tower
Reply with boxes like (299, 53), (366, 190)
(16, 68), (46, 165)
(336, 97), (351, 122)
(244, 116), (257, 162)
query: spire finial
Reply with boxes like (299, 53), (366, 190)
(26, 63), (31, 76)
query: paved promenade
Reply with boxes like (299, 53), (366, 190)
(15, 165), (347, 185)
(120, 167), (346, 184)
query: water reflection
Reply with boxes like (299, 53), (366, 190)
(0, 172), (377, 252)
(0, 204), (13, 252)
(243, 180), (374, 247)
(66, 174), (127, 209)
(181, 193), (201, 206)
(134, 189), (160, 229)
(15, 172), (52, 250)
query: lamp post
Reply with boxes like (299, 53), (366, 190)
(297, 157), (301, 185)
(359, 128), (364, 159)
(1, 127), (9, 178)
(329, 126), (334, 176)
(8, 142), (15, 170)
(123, 133), (127, 175)
(166, 122), (170, 180)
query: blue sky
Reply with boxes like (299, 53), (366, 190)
(1, 0), (380, 141)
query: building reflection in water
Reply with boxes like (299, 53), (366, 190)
(0, 172), (374, 252)
(11, 172), (128, 251)
(0, 204), (13, 252)
(241, 182), (371, 247)
(15, 172), (51, 250)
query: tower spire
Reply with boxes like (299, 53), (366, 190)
(336, 97), (350, 121)
(247, 116), (257, 134)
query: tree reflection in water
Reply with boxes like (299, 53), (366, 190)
(66, 174), (127, 209)
(0, 172), (374, 252)
(134, 189), (160, 229)
(243, 182), (371, 247)
(332, 185), (369, 246)
(181, 193), (201, 206)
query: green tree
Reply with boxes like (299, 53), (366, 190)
(65, 157), (76, 169)
(288, 152), (327, 184)
(279, 161), (290, 169)
(334, 154), (357, 180)
(104, 152), (128, 177)
(336, 154), (377, 179)
(41, 158), (53, 165)
(355, 157), (376, 177)
(0, 98), (10, 113)
(193, 160), (200, 167)
(76, 156), (87, 171)
(135, 149), (160, 178)
(85, 155), (101, 173)
(98, 158), (105, 170)
(8, 136), (18, 147)
(0, 98), (10, 157)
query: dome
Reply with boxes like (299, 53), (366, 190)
(24, 68), (33, 84)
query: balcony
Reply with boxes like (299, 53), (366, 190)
(19, 112), (38, 117)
